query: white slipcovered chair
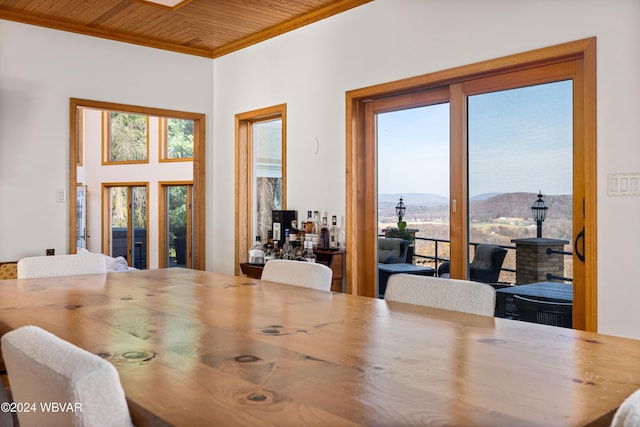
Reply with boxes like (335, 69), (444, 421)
(385, 274), (496, 316)
(261, 259), (333, 291)
(1, 325), (133, 427)
(611, 388), (640, 427)
(17, 253), (107, 279)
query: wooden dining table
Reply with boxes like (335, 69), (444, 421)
(1, 268), (639, 426)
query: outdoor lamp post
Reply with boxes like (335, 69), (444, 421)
(531, 191), (548, 238)
(396, 196), (406, 224)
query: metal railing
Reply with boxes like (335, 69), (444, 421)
(385, 234), (572, 283)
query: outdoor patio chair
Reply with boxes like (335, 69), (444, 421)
(513, 295), (573, 328)
(437, 244), (508, 283)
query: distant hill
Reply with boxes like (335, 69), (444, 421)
(378, 192), (572, 222)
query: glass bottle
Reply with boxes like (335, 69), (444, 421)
(320, 216), (330, 250)
(313, 211), (320, 235)
(304, 210), (314, 233)
(289, 219), (299, 247)
(248, 236), (265, 265)
(330, 215), (339, 249)
(282, 235), (294, 260)
(304, 240), (316, 263)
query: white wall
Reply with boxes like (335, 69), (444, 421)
(0, 20), (213, 262)
(212, 0), (640, 338)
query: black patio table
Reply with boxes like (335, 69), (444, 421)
(494, 281), (573, 318)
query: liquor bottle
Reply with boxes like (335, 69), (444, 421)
(313, 211), (320, 234)
(304, 240), (316, 263)
(304, 211), (314, 233)
(320, 216), (330, 250)
(282, 235), (294, 260)
(248, 236), (265, 265)
(329, 215), (339, 249)
(289, 219), (299, 246)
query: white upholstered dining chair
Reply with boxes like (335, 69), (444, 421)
(385, 274), (496, 316)
(611, 388), (640, 427)
(17, 253), (106, 279)
(261, 259), (333, 291)
(1, 325), (133, 427)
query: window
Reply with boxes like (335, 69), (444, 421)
(252, 118), (283, 242)
(235, 104), (286, 274)
(103, 112), (149, 164)
(159, 117), (194, 161)
(159, 182), (193, 268)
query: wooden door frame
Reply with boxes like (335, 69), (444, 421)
(346, 38), (597, 331)
(69, 98), (207, 270)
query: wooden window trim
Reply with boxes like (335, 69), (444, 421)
(234, 104), (287, 276)
(346, 38), (596, 331)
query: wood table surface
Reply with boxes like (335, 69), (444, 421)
(1, 268), (639, 426)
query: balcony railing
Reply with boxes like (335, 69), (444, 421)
(384, 234), (572, 284)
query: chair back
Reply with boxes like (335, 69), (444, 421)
(261, 259), (333, 291)
(17, 254), (106, 279)
(378, 238), (408, 264)
(513, 295), (573, 328)
(612, 388), (640, 427)
(469, 244), (508, 283)
(1, 325), (133, 427)
(385, 274), (496, 316)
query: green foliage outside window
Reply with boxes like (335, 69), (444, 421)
(167, 118), (194, 159)
(110, 113), (147, 162)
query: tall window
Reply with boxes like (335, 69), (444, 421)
(102, 183), (149, 269)
(103, 112), (149, 164)
(235, 104), (287, 274)
(253, 118), (283, 242)
(159, 183), (193, 268)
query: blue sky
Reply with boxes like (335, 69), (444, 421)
(377, 80), (573, 199)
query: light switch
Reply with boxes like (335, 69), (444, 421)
(56, 189), (66, 203)
(608, 173), (640, 196)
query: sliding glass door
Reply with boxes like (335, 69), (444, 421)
(467, 80), (573, 283)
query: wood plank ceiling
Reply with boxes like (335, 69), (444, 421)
(0, 0), (372, 58)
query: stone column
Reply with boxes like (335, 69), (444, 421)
(511, 238), (569, 285)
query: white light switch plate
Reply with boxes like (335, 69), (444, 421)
(608, 173), (640, 196)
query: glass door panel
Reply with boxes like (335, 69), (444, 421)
(165, 185), (193, 268)
(131, 186), (147, 269)
(377, 103), (451, 273)
(110, 186), (129, 262)
(467, 80), (573, 284)
(108, 185), (148, 269)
